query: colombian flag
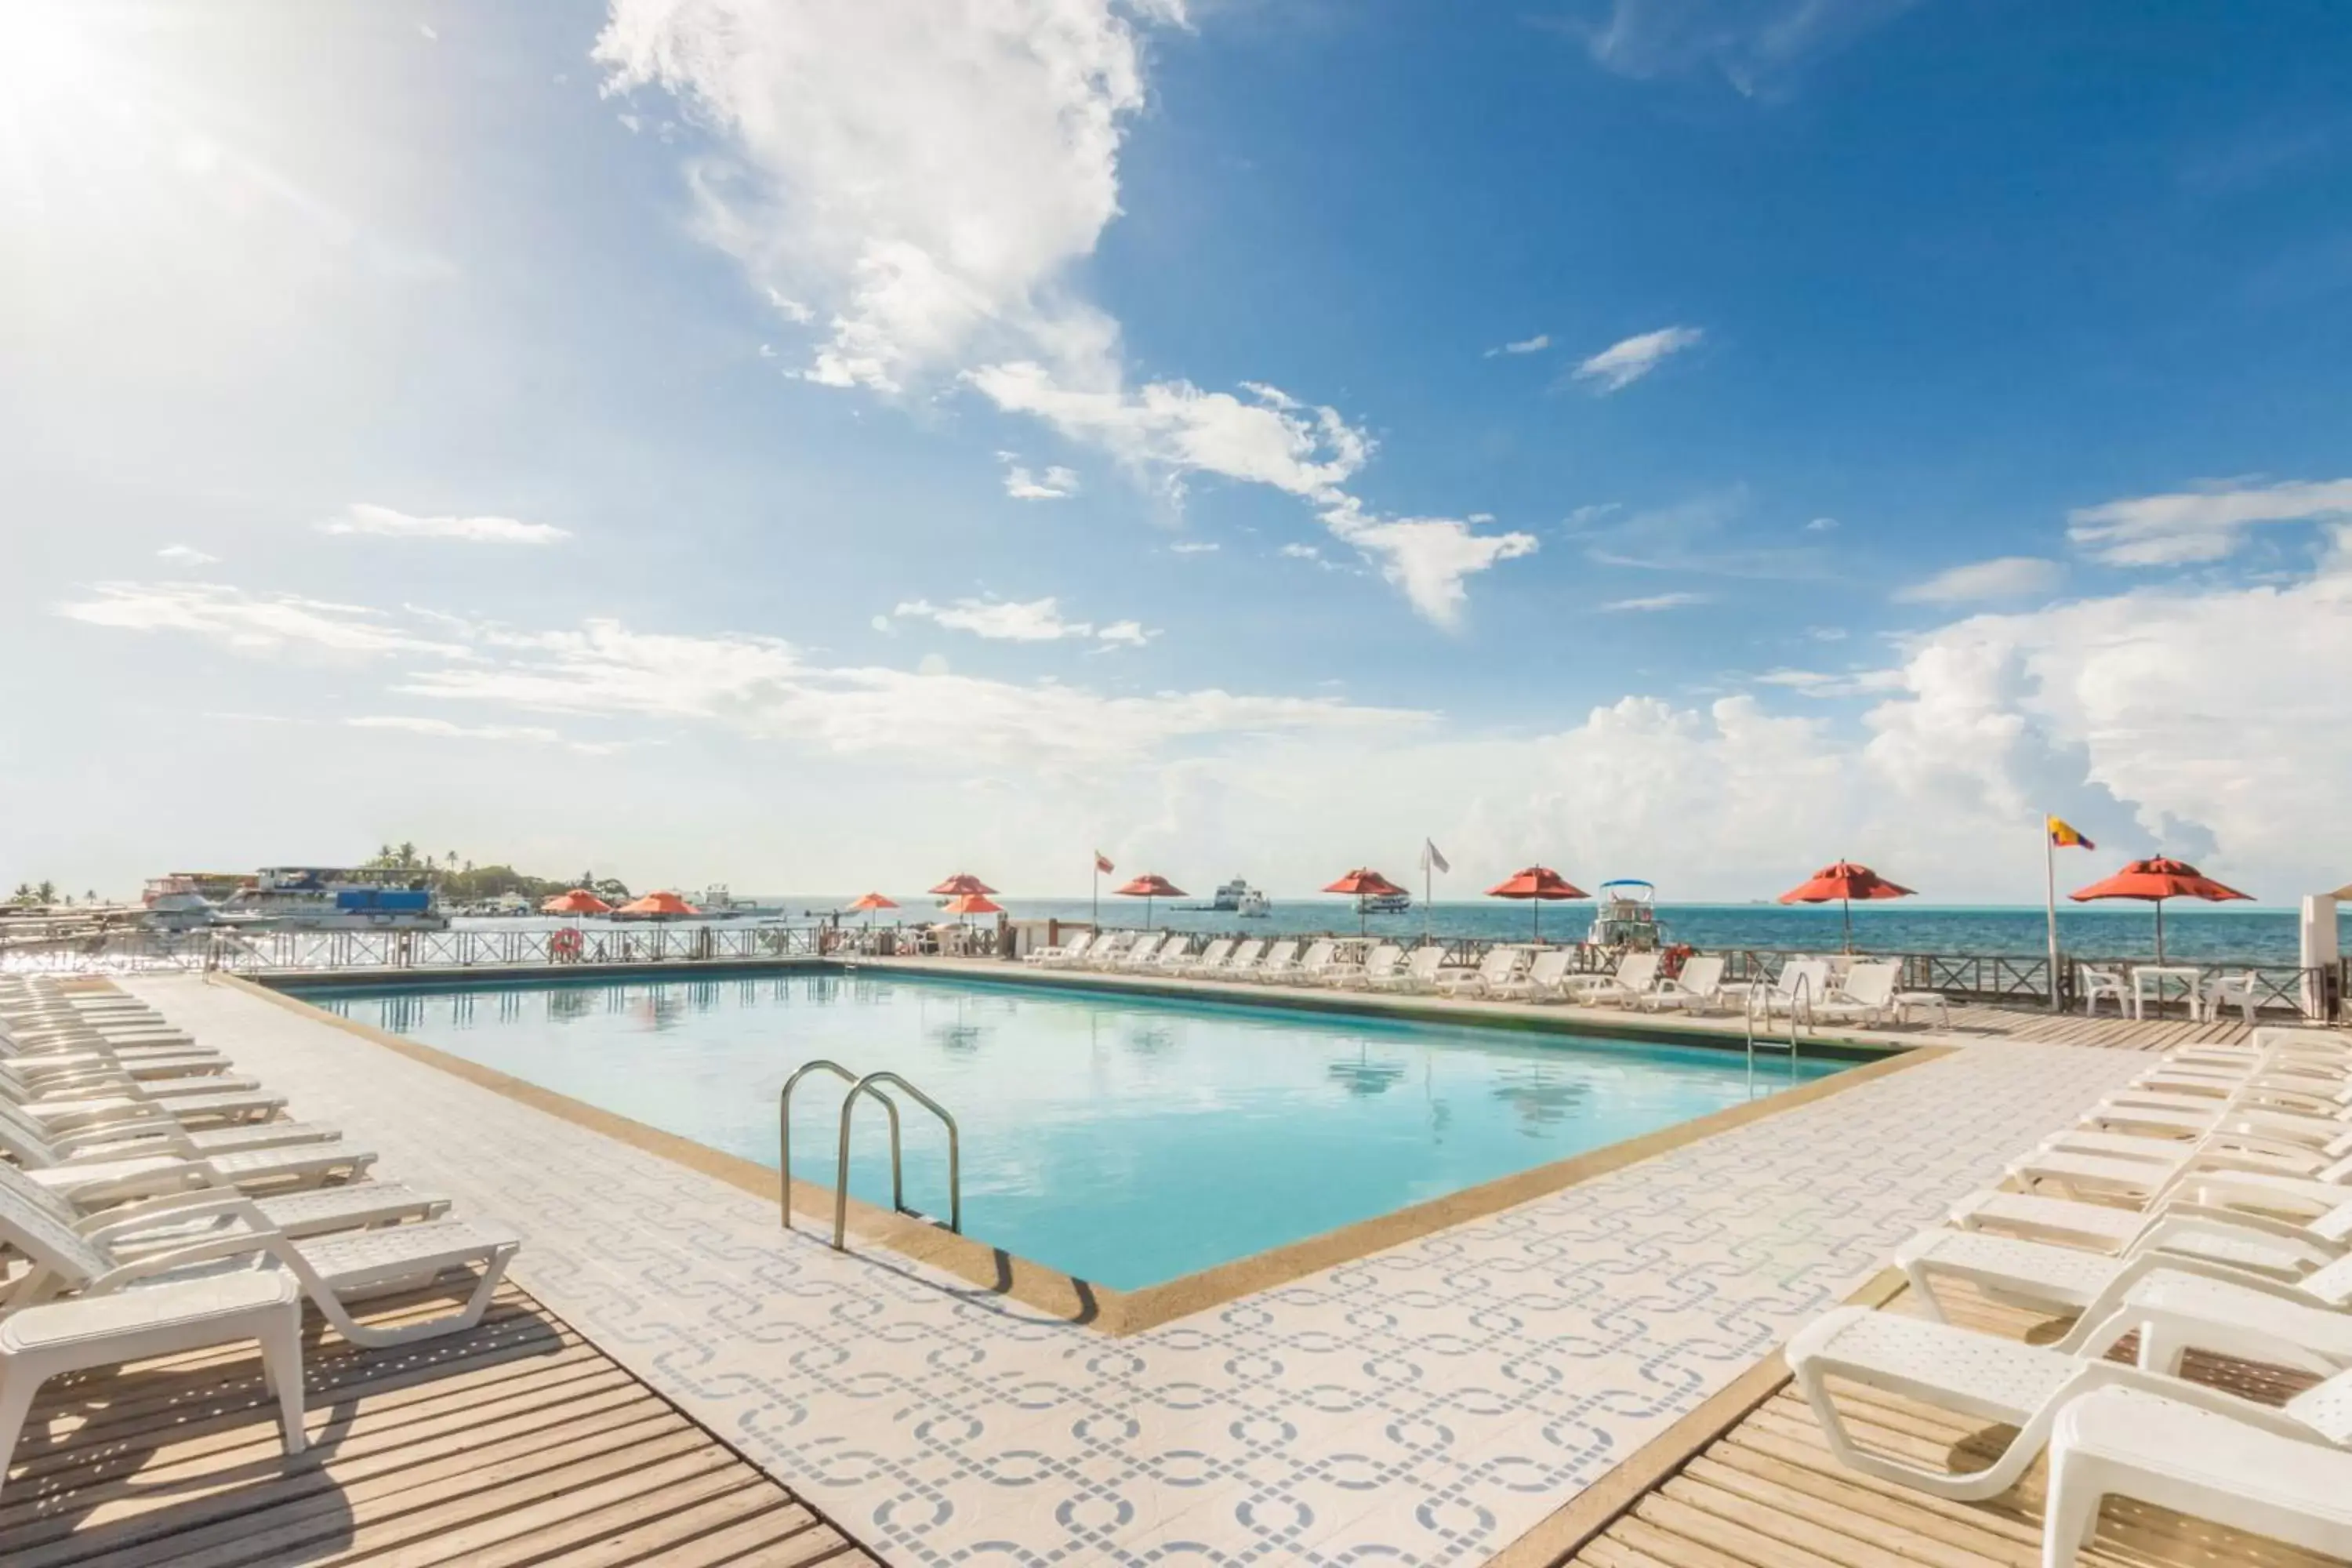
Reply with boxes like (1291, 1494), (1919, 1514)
(2047, 816), (2095, 851)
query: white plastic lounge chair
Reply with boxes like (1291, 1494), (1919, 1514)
(1136, 935), (1195, 973)
(1320, 942), (1400, 989)
(0, 1181), (521, 1351)
(1436, 946), (1523, 998)
(0, 1264), (305, 1502)
(7, 1083), (288, 1133)
(1105, 933), (1163, 970)
(0, 1116), (376, 1203)
(1896, 1226), (2352, 1375)
(1809, 960), (1906, 1026)
(1949, 1186), (2352, 1265)
(1788, 1304), (2352, 1501)
(1290, 940), (1340, 984)
(1178, 938), (1233, 978)
(3, 1044), (231, 1083)
(1570, 951), (1664, 1007)
(1256, 940), (1328, 984)
(3, 1162), (451, 1261)
(1372, 946), (1445, 993)
(1638, 953), (1728, 1014)
(1247, 940), (1301, 982)
(1752, 957), (1831, 1021)
(1026, 931), (1094, 967)
(0, 1101), (341, 1163)
(1210, 938), (1267, 980)
(2043, 1387), (2352, 1568)
(2079, 966), (2129, 1017)
(1489, 949), (1575, 1001)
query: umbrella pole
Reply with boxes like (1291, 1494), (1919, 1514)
(1842, 895), (1853, 953)
(2155, 899), (2165, 965)
(1534, 900), (1540, 942)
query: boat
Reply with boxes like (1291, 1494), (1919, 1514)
(1360, 891), (1410, 916)
(1236, 887), (1271, 918)
(216, 867), (448, 931)
(1205, 877), (1261, 912)
(140, 876), (217, 931)
(1588, 880), (1665, 950)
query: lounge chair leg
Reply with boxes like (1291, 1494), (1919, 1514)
(2041, 1458), (2105, 1568)
(260, 1306), (307, 1455)
(0, 1364), (44, 1504)
(2135, 1319), (2188, 1377)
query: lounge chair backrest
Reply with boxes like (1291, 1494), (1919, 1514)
(0, 1103), (64, 1166)
(1228, 939), (1265, 969)
(1479, 947), (1521, 981)
(1618, 952), (1661, 991)
(1404, 946), (1443, 978)
(1299, 940), (1336, 971)
(1678, 954), (1724, 995)
(1361, 944), (1403, 974)
(2286, 1368), (2352, 1443)
(1194, 938), (1233, 968)
(1260, 941), (1299, 970)
(1777, 958), (1830, 999)
(1060, 933), (1095, 960)
(0, 1163), (108, 1289)
(1838, 961), (1900, 1007)
(1146, 934), (1186, 964)
(1528, 949), (1572, 983)
(2299, 1254), (2352, 1308)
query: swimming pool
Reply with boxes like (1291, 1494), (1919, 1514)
(297, 970), (1848, 1290)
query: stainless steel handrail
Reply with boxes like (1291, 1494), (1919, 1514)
(1744, 971), (1807, 1093)
(778, 1058), (896, 1231)
(833, 1071), (960, 1250)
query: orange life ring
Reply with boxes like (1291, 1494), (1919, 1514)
(550, 927), (584, 962)
(1661, 943), (1694, 978)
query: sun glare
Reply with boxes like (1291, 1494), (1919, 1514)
(0, 0), (103, 109)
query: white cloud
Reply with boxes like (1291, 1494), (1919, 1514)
(1279, 543), (1322, 561)
(1805, 516), (1838, 532)
(895, 596), (1094, 642)
(1094, 619), (1154, 648)
(971, 363), (1536, 623)
(156, 544), (219, 566)
(55, 583), (466, 657)
(1755, 667), (1906, 698)
(594, 0), (1178, 394)
(318, 503), (572, 546)
(1167, 540), (1218, 555)
(1573, 0), (1921, 96)
(418, 22), (438, 41)
(1002, 463), (1080, 500)
(1563, 503), (1623, 529)
(1485, 332), (1551, 358)
(1601, 591), (1710, 612)
(2067, 477), (2352, 566)
(1571, 325), (1704, 393)
(603, 0), (1534, 627)
(348, 716), (559, 743)
(1896, 556), (2064, 604)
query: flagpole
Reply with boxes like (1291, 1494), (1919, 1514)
(1091, 859), (1099, 932)
(2045, 822), (2060, 1012)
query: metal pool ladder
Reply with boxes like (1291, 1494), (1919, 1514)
(1743, 971), (1806, 1094)
(778, 1059), (962, 1251)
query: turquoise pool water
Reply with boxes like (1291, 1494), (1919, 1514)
(299, 971), (1846, 1289)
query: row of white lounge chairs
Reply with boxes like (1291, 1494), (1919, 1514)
(1789, 1024), (2352, 1563)
(1024, 931), (1951, 1026)
(0, 976), (522, 1498)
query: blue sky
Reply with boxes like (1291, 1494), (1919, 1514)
(6, 0), (2351, 900)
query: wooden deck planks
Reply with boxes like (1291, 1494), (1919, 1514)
(1, 1282), (880, 1568)
(1554, 1284), (2347, 1568)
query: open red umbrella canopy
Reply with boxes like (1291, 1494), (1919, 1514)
(2071, 856), (2249, 964)
(1485, 866), (1589, 940)
(940, 891), (1004, 916)
(541, 888), (612, 915)
(929, 873), (998, 897)
(615, 891), (699, 916)
(1323, 868), (1406, 898)
(1115, 873), (1187, 899)
(1778, 862), (1915, 905)
(849, 892), (898, 911)
(2070, 857), (2250, 906)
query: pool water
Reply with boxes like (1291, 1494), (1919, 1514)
(299, 971), (1846, 1289)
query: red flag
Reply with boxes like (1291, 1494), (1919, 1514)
(1094, 851), (1114, 874)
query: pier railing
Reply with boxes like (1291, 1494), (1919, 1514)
(1, 924), (825, 976)
(1080, 925), (2338, 1020)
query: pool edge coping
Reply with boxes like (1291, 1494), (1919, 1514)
(216, 971), (1948, 1338)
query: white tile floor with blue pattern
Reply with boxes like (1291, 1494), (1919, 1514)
(126, 975), (2144, 1566)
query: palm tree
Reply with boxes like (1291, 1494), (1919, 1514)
(35, 880), (57, 903)
(397, 841), (416, 869)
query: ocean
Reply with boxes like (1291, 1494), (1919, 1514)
(718, 896), (2315, 967)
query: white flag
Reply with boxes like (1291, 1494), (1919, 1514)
(1420, 838), (1450, 875)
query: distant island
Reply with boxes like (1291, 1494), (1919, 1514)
(358, 844), (632, 907)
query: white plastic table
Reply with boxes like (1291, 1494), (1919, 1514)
(2131, 964), (2202, 1020)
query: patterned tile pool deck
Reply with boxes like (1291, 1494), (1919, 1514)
(122, 974), (2148, 1566)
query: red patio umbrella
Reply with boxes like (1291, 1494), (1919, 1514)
(1485, 866), (1591, 942)
(940, 891), (1004, 917)
(1115, 873), (1185, 931)
(1324, 867), (1407, 936)
(2070, 856), (2250, 964)
(1778, 861), (1915, 952)
(541, 888), (612, 916)
(848, 891), (898, 928)
(930, 873), (998, 897)
(615, 890), (700, 919)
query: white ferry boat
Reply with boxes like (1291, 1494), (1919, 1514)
(1205, 878), (1272, 917)
(1588, 880), (1666, 949)
(1360, 891), (1410, 916)
(141, 876), (217, 930)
